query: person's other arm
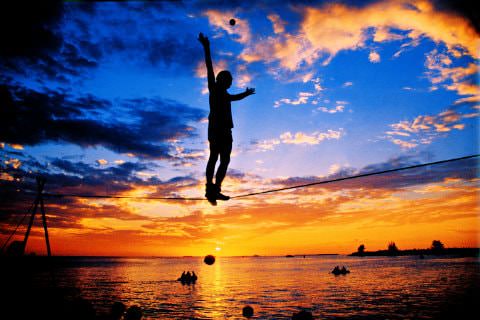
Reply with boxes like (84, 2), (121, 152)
(198, 33), (215, 91)
(229, 87), (255, 101)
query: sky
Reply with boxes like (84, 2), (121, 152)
(0, 0), (479, 256)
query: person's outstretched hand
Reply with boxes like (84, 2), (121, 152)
(198, 32), (209, 47)
(246, 87), (255, 95)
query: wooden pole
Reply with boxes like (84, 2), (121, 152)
(22, 177), (51, 256)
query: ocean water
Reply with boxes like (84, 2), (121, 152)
(46, 255), (479, 319)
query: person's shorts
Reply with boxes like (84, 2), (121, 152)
(208, 129), (232, 152)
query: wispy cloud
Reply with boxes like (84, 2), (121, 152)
(316, 105), (345, 114)
(274, 77), (324, 108)
(253, 129), (344, 151)
(96, 159), (108, 166)
(274, 92), (312, 108)
(267, 13), (286, 34)
(386, 109), (476, 149)
(425, 49), (479, 104)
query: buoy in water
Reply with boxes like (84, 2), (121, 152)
(204, 254), (215, 265)
(242, 305), (254, 318)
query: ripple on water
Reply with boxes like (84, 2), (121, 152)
(43, 256), (479, 319)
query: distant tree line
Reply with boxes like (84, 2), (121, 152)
(351, 240), (479, 257)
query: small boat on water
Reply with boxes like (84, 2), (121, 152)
(331, 265), (350, 275)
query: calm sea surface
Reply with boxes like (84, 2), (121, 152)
(44, 255), (479, 319)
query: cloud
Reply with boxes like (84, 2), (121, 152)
(317, 105), (345, 114)
(253, 138), (281, 152)
(203, 9), (252, 44)
(274, 93), (311, 108)
(9, 144), (24, 150)
(373, 26), (406, 42)
(432, 0), (479, 33)
(301, 0), (478, 60)
(253, 129), (344, 151)
(369, 50), (381, 63)
(280, 130), (344, 145)
(96, 159), (108, 165)
(424, 49), (479, 103)
(0, 84), (205, 159)
(16, 2), (204, 82)
(385, 108), (475, 149)
(237, 0), (478, 88)
(267, 13), (286, 34)
(274, 77), (324, 108)
(0, 2), (101, 83)
(1, 151), (477, 255)
(272, 153), (478, 192)
(4, 158), (22, 169)
(390, 139), (418, 149)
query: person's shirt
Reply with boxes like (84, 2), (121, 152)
(209, 84), (233, 131)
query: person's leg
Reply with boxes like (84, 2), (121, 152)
(215, 145), (231, 186)
(205, 140), (220, 205)
(215, 132), (232, 200)
(206, 142), (219, 185)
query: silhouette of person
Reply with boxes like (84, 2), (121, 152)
(125, 305), (142, 320)
(198, 32), (255, 205)
(110, 302), (126, 320)
(178, 271), (186, 281)
(191, 271), (197, 282)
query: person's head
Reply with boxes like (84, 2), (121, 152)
(216, 70), (232, 89)
(125, 306), (142, 320)
(111, 302), (126, 319)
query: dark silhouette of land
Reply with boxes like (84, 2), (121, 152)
(350, 240), (479, 257)
(350, 247), (479, 257)
(198, 32), (255, 205)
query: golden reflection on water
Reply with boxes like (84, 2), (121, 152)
(55, 256), (479, 319)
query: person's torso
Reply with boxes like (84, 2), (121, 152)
(209, 87), (233, 130)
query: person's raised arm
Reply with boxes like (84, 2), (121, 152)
(229, 87), (255, 101)
(198, 33), (215, 91)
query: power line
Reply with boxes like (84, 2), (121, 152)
(36, 154), (478, 201)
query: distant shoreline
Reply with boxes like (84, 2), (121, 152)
(349, 247), (480, 257)
(3, 249), (479, 259)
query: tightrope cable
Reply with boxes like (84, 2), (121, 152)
(231, 154), (479, 199)
(29, 154), (478, 201)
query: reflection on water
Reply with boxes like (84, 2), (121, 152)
(48, 256), (479, 319)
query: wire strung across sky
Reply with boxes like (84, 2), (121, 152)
(1, 154), (478, 252)
(37, 154), (478, 201)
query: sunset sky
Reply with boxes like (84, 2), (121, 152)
(1, 0), (478, 256)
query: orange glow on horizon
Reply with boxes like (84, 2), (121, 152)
(17, 177), (480, 257)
